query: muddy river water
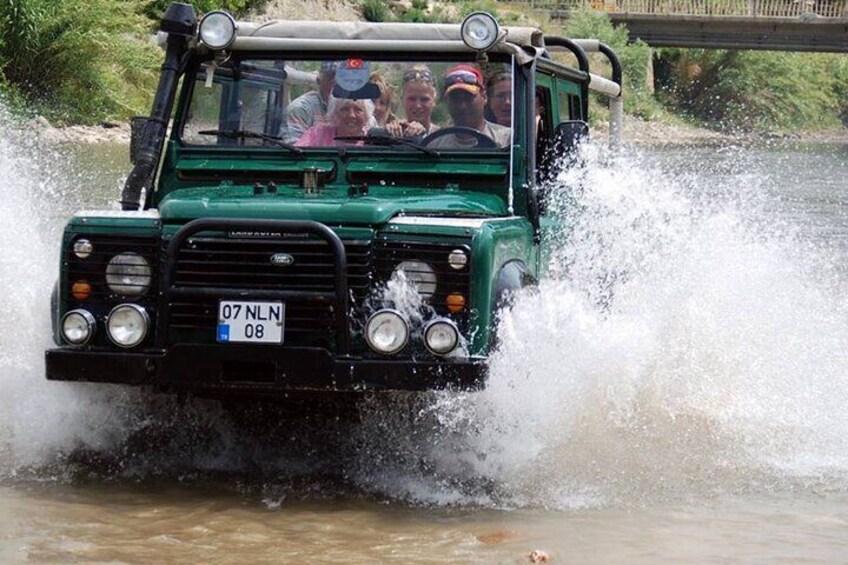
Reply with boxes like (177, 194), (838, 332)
(1, 125), (847, 563)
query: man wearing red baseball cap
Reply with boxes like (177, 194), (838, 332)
(425, 64), (511, 149)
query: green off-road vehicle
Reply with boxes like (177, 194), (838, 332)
(46, 3), (622, 401)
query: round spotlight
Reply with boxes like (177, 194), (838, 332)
(423, 318), (459, 355)
(392, 260), (437, 298)
(73, 239), (93, 259)
(106, 252), (151, 296)
(460, 12), (500, 51)
(61, 309), (96, 346)
(365, 309), (409, 355)
(199, 10), (237, 50)
(106, 304), (150, 348)
(448, 249), (468, 270)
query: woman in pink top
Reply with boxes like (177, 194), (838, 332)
(295, 97), (374, 147)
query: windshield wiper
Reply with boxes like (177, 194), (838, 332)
(197, 129), (303, 155)
(334, 134), (440, 158)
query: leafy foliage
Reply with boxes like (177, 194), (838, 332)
(0, 0), (159, 124)
(656, 48), (846, 131)
(142, 0), (266, 21)
(362, 0), (389, 22)
(563, 10), (663, 121)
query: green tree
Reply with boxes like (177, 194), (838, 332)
(0, 0), (160, 124)
(657, 48), (845, 132)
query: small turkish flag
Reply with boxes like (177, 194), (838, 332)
(347, 58), (364, 69)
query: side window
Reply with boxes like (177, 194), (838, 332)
(534, 75), (555, 185)
(555, 78), (583, 123)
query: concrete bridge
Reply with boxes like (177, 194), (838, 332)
(513, 0), (848, 51)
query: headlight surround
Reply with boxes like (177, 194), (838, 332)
(61, 309), (96, 346)
(460, 12), (500, 51)
(365, 309), (409, 355)
(106, 304), (150, 348)
(391, 260), (437, 299)
(423, 318), (459, 355)
(105, 252), (151, 296)
(199, 10), (237, 50)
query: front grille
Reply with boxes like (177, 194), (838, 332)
(167, 237), (372, 346)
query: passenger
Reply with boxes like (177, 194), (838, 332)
(485, 71), (512, 127)
(294, 97), (374, 147)
(425, 65), (511, 149)
(386, 65), (439, 137)
(369, 71), (399, 127)
(284, 61), (337, 142)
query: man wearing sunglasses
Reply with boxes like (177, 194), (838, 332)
(424, 65), (511, 150)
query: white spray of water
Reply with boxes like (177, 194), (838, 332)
(351, 143), (848, 507)
(0, 112), (145, 476)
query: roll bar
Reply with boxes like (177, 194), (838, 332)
(543, 36), (624, 145)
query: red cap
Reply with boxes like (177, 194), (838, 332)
(443, 65), (484, 96)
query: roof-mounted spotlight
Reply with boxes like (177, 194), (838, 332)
(199, 10), (237, 50)
(461, 12), (502, 52)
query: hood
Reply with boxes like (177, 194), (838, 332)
(158, 187), (509, 226)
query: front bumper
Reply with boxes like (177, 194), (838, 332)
(45, 345), (487, 395)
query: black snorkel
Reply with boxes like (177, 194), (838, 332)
(121, 3), (197, 211)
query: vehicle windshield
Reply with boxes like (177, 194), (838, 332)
(181, 56), (515, 153)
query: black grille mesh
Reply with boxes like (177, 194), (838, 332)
(167, 237), (372, 346)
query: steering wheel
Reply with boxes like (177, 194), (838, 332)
(421, 126), (498, 149)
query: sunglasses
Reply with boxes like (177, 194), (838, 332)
(402, 69), (435, 84)
(443, 70), (482, 88)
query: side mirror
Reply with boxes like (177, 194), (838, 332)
(552, 120), (589, 159)
(536, 120), (589, 215)
(129, 117), (148, 165)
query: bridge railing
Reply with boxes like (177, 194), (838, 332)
(509, 0), (848, 17)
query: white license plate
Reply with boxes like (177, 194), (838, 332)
(217, 301), (285, 344)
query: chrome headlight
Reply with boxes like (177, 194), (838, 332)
(61, 309), (96, 346)
(105, 252), (151, 296)
(461, 12), (500, 51)
(423, 318), (459, 355)
(391, 260), (437, 298)
(365, 309), (409, 355)
(199, 10), (237, 50)
(106, 304), (150, 348)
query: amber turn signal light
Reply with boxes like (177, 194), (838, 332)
(446, 293), (466, 312)
(72, 280), (92, 300)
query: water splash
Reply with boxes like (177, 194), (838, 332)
(3, 104), (848, 509)
(354, 143), (848, 507)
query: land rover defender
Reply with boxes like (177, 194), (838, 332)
(46, 3), (622, 400)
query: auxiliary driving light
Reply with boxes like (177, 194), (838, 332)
(199, 10), (237, 50)
(106, 304), (150, 348)
(61, 309), (96, 346)
(105, 252), (151, 296)
(460, 12), (500, 52)
(424, 318), (459, 355)
(365, 309), (410, 355)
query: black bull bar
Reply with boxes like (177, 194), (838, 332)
(158, 217), (351, 353)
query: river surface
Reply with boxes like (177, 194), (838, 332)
(1, 121), (848, 563)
